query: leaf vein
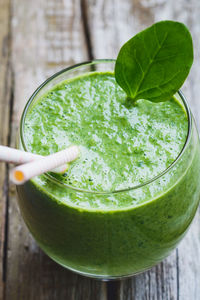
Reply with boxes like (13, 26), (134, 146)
(132, 31), (169, 99)
(122, 62), (133, 96)
(136, 70), (182, 97)
(133, 49), (144, 74)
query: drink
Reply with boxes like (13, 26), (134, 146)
(17, 60), (200, 279)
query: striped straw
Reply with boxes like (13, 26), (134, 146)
(10, 145), (80, 185)
(0, 145), (68, 173)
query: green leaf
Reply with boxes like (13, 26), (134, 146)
(115, 20), (193, 103)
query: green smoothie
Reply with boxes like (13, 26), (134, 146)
(17, 66), (200, 277)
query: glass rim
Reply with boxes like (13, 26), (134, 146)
(20, 59), (192, 195)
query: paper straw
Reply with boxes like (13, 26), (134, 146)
(10, 145), (80, 185)
(0, 145), (68, 173)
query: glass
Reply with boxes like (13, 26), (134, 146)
(16, 60), (200, 279)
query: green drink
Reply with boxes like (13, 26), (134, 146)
(16, 60), (200, 279)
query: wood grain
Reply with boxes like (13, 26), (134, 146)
(0, 0), (12, 298)
(5, 0), (105, 299)
(1, 0), (200, 299)
(86, 0), (200, 299)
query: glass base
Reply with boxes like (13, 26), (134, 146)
(48, 252), (155, 281)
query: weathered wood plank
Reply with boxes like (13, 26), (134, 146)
(86, 0), (200, 299)
(0, 0), (12, 298)
(5, 0), (106, 299)
(4, 0), (200, 298)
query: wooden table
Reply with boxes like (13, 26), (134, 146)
(0, 0), (200, 299)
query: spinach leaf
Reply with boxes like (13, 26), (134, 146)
(115, 21), (193, 103)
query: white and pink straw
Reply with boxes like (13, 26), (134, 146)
(0, 145), (80, 185)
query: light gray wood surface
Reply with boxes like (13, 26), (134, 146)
(0, 0), (200, 299)
(0, 0), (12, 298)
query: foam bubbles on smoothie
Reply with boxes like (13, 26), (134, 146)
(24, 72), (188, 208)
